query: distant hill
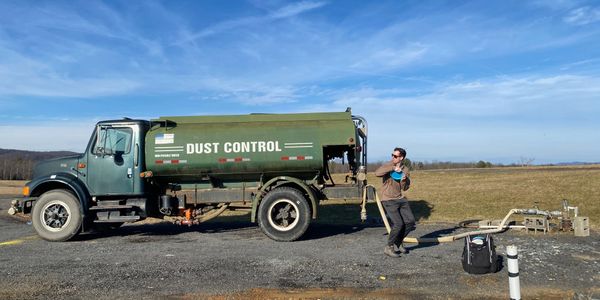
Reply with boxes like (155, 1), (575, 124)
(0, 148), (79, 180)
(0, 148), (78, 161)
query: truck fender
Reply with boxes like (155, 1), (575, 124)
(251, 176), (318, 223)
(28, 173), (91, 230)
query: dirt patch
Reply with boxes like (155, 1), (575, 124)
(179, 288), (427, 299)
(460, 274), (502, 288)
(173, 287), (586, 299)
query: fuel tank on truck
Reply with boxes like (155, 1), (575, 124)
(145, 111), (358, 184)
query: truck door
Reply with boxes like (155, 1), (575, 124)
(86, 125), (135, 195)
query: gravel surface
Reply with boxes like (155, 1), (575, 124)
(0, 197), (598, 299)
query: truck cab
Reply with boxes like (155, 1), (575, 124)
(17, 119), (151, 241)
(84, 119), (149, 196)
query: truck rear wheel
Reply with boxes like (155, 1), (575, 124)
(32, 190), (82, 242)
(258, 187), (311, 241)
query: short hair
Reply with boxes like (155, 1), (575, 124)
(393, 147), (406, 158)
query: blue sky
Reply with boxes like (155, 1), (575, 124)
(1, 0), (599, 164)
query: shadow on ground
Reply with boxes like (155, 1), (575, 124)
(75, 200), (412, 241)
(32, 199), (465, 245)
(410, 199), (434, 222)
(79, 219), (387, 242)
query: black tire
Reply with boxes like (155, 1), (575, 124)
(31, 190), (82, 242)
(257, 187), (311, 241)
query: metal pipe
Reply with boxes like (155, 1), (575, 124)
(476, 225), (526, 229)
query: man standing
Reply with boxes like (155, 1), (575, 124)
(375, 147), (415, 258)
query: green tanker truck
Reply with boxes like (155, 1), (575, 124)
(9, 109), (368, 242)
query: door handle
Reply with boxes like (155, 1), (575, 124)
(127, 167), (133, 178)
(134, 144), (139, 167)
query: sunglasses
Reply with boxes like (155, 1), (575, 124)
(392, 154), (401, 159)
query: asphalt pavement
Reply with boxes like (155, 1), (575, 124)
(0, 197), (598, 299)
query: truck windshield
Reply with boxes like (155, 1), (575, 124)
(93, 127), (133, 155)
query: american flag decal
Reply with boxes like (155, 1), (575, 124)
(155, 133), (175, 145)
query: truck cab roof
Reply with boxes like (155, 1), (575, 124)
(96, 118), (150, 127)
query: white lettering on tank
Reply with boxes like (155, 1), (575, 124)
(241, 142), (250, 152)
(203, 143), (212, 154)
(188, 141), (282, 154)
(187, 143), (220, 154)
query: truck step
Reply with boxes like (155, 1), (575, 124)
(89, 205), (134, 211)
(93, 215), (140, 223)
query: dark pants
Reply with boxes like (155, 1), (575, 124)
(383, 198), (416, 247)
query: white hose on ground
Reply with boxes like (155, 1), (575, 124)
(362, 184), (521, 244)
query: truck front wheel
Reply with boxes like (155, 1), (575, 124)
(32, 190), (82, 242)
(258, 187), (311, 241)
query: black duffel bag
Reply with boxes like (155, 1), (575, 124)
(462, 234), (499, 274)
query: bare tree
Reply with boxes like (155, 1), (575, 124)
(519, 156), (535, 167)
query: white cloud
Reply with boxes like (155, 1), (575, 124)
(229, 88), (298, 105)
(401, 75), (596, 116)
(191, 82), (299, 105)
(269, 1), (327, 19)
(0, 46), (142, 98)
(350, 43), (428, 70)
(1, 1), (600, 165)
(3, 1), (598, 103)
(175, 1), (327, 44)
(564, 6), (600, 25)
(327, 74), (600, 163)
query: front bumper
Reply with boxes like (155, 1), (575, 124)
(7, 197), (37, 215)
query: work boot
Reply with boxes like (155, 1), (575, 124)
(384, 245), (400, 257)
(396, 244), (408, 254)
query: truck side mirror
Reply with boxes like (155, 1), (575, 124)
(114, 151), (124, 165)
(95, 125), (111, 157)
(95, 146), (105, 156)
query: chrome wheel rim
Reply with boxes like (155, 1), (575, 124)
(40, 200), (71, 232)
(267, 199), (299, 232)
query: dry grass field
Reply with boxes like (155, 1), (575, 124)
(0, 180), (25, 196)
(360, 164), (600, 229)
(325, 164), (599, 230)
(2, 165), (598, 229)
